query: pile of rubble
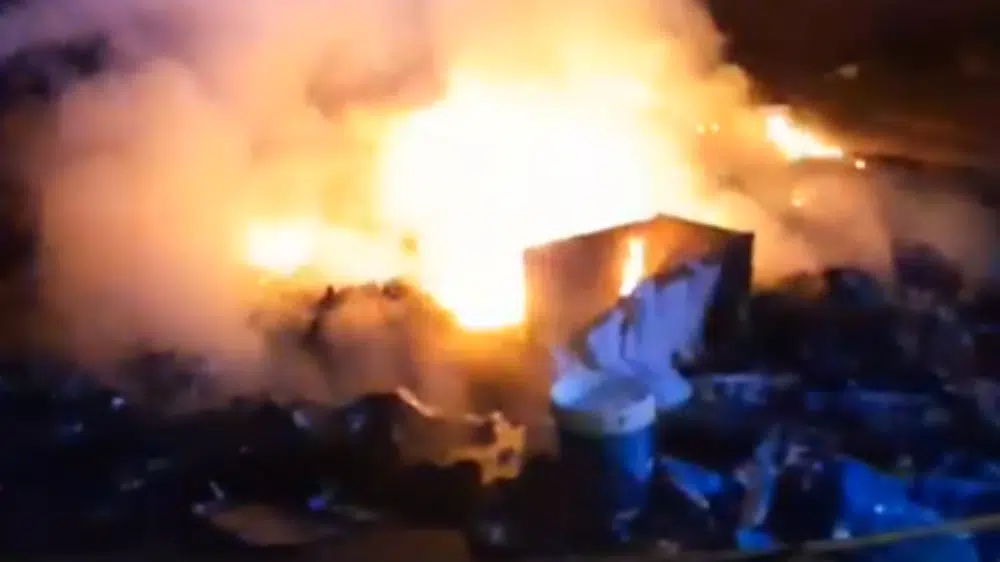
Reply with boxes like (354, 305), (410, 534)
(4, 229), (1000, 561)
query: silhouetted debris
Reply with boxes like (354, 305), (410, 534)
(894, 243), (964, 301)
(5, 260), (1000, 560)
(823, 267), (886, 309)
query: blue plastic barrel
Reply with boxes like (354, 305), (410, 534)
(551, 371), (657, 532)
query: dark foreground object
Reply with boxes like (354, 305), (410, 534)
(1, 240), (999, 560)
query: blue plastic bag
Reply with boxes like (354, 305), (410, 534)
(735, 528), (778, 551)
(842, 501), (979, 562)
(838, 459), (979, 562)
(910, 475), (1000, 561)
(839, 458), (909, 511)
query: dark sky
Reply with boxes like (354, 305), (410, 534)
(709, 0), (1000, 72)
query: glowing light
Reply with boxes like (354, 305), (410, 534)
(791, 192), (806, 208)
(239, 57), (753, 328)
(619, 237), (646, 296)
(764, 110), (844, 161)
(374, 76), (686, 330)
(244, 222), (317, 278)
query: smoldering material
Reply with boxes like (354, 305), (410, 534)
(0, 0), (992, 415)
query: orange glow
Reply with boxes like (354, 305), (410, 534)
(244, 221), (317, 278)
(236, 14), (811, 330)
(763, 109), (844, 161)
(239, 96), (852, 328)
(237, 66), (734, 329)
(619, 237), (646, 296)
(372, 75), (689, 330)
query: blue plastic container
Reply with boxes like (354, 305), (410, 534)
(551, 371), (657, 531)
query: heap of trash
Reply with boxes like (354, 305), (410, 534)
(4, 217), (1000, 562)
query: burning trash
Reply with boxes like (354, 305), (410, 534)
(4, 0), (1000, 555)
(5, 211), (1000, 559)
(523, 214), (752, 357)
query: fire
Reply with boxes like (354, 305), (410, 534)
(619, 237), (646, 296)
(238, 57), (853, 330)
(373, 75), (686, 330)
(237, 71), (698, 331)
(243, 220), (411, 287)
(763, 110), (844, 161)
(239, 94), (855, 329)
(244, 221), (317, 278)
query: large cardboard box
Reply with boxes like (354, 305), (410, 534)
(523, 214), (753, 353)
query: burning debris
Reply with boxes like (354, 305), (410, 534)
(524, 214), (751, 356)
(5, 209), (1000, 561)
(0, 0), (998, 558)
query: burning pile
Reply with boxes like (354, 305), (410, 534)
(8, 218), (1000, 559)
(11, 0), (894, 392)
(16, 0), (994, 554)
(239, 101), (854, 334)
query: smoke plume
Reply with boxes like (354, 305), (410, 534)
(3, 0), (991, 411)
(0, 0), (736, 403)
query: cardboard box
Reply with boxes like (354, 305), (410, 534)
(523, 214), (752, 353)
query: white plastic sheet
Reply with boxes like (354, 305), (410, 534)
(562, 259), (723, 411)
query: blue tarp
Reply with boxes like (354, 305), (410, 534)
(660, 454), (995, 561)
(558, 246), (1000, 560)
(838, 458), (984, 562)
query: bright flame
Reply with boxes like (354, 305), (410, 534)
(243, 220), (415, 289)
(238, 14), (749, 331)
(374, 75), (688, 330)
(764, 111), (844, 161)
(244, 221), (317, 278)
(619, 237), (646, 296)
(243, 84), (832, 328)
(238, 66), (736, 329)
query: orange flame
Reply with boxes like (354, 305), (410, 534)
(244, 221), (317, 278)
(619, 237), (646, 296)
(372, 75), (684, 330)
(239, 101), (855, 329)
(239, 73), (852, 329)
(763, 109), (843, 161)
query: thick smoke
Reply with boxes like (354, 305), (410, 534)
(14, 0), (445, 395)
(4, 0), (745, 404)
(4, 0), (992, 410)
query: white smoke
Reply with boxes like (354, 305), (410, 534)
(0, 0), (729, 404)
(2, 0), (990, 409)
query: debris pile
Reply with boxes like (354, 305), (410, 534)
(3, 235), (1000, 561)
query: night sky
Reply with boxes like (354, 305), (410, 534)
(710, 0), (1000, 74)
